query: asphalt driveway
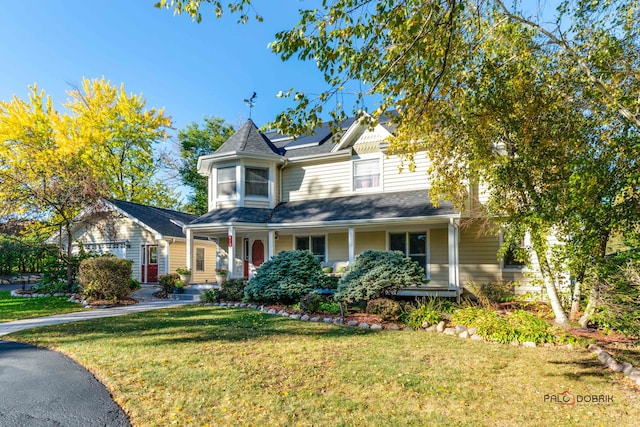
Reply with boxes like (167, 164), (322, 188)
(0, 340), (130, 426)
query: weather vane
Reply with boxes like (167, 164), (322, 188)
(244, 92), (257, 119)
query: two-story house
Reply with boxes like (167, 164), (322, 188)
(183, 116), (536, 298)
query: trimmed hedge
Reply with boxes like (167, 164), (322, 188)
(244, 250), (330, 304)
(78, 256), (133, 301)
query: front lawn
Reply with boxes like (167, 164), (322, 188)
(0, 290), (86, 323)
(10, 306), (640, 426)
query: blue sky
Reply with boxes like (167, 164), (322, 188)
(0, 0), (341, 137)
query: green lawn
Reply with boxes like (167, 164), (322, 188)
(0, 290), (86, 322)
(9, 306), (640, 426)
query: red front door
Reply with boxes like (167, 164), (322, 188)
(141, 245), (158, 283)
(252, 240), (265, 267)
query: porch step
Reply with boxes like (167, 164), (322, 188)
(169, 283), (220, 302)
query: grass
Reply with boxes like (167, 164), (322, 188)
(9, 305), (640, 426)
(0, 290), (87, 323)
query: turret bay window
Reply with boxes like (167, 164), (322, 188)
(217, 167), (236, 197)
(389, 232), (428, 275)
(295, 235), (326, 263)
(245, 167), (269, 197)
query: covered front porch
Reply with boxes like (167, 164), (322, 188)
(184, 217), (462, 298)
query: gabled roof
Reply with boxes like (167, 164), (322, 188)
(106, 199), (197, 239)
(214, 119), (283, 157)
(190, 207), (273, 226)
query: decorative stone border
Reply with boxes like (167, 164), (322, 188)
(10, 290), (74, 298)
(588, 344), (640, 386)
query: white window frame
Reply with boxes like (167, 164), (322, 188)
(352, 155), (382, 192)
(387, 231), (430, 279)
(215, 166), (237, 200)
(293, 234), (327, 264)
(195, 247), (205, 272)
(244, 166), (270, 199)
(499, 232), (531, 272)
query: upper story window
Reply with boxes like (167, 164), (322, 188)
(245, 167), (269, 198)
(353, 159), (380, 191)
(217, 167), (236, 197)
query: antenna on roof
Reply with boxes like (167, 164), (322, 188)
(243, 92), (257, 119)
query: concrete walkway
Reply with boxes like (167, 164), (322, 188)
(0, 285), (196, 337)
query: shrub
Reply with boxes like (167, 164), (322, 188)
(366, 298), (403, 321)
(128, 278), (141, 291)
(244, 250), (331, 304)
(159, 274), (179, 293)
(452, 307), (554, 343)
(507, 310), (554, 343)
(587, 253), (640, 336)
(465, 281), (516, 307)
(403, 297), (454, 329)
(318, 301), (342, 315)
(219, 278), (247, 301)
(78, 257), (133, 301)
(334, 250), (426, 303)
(300, 292), (324, 313)
(201, 289), (219, 303)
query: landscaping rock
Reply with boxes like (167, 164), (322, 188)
(403, 327), (412, 331)
(280, 312), (290, 317)
(310, 317), (320, 322)
(455, 325), (467, 333)
(436, 321), (445, 333)
(608, 359), (625, 373)
(467, 327), (478, 335)
(289, 314), (301, 320)
(459, 331), (469, 339)
(421, 321), (430, 329)
(0, 279), (9, 285)
(333, 318), (344, 325)
(370, 324), (383, 330)
(470, 334), (483, 341)
(323, 318), (333, 323)
(628, 370), (640, 382)
(622, 363), (635, 377)
(300, 315), (310, 321)
(597, 351), (613, 364)
(522, 342), (537, 348)
(268, 308), (277, 314)
(443, 327), (456, 336)
(347, 320), (359, 327)
(588, 344), (603, 354)
(358, 322), (370, 329)
(386, 324), (401, 330)
(426, 325), (437, 332)
(510, 341), (520, 347)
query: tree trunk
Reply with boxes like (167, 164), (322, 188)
(533, 242), (569, 326)
(569, 279), (581, 321)
(579, 286), (598, 328)
(65, 224), (74, 287)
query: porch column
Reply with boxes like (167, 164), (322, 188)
(268, 231), (275, 260)
(348, 227), (355, 263)
(227, 226), (236, 277)
(448, 219), (459, 290)
(186, 228), (194, 272)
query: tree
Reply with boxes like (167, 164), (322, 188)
(67, 77), (178, 209)
(1, 80), (178, 284)
(177, 116), (234, 214)
(156, 0), (640, 325)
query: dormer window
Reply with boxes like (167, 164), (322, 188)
(353, 158), (380, 191)
(217, 167), (236, 197)
(245, 167), (269, 198)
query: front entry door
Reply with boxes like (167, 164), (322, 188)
(141, 245), (158, 283)
(252, 240), (265, 268)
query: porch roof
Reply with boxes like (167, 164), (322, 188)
(188, 190), (456, 229)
